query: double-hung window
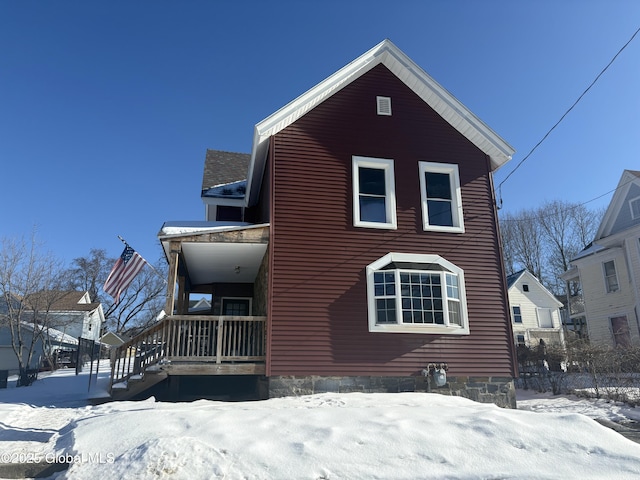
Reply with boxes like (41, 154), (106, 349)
(366, 253), (469, 334)
(512, 306), (522, 323)
(603, 260), (619, 293)
(352, 156), (397, 229)
(419, 162), (464, 233)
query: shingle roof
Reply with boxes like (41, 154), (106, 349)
(202, 150), (251, 192)
(506, 270), (526, 289)
(22, 291), (99, 312)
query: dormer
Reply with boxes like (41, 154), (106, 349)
(201, 150), (251, 222)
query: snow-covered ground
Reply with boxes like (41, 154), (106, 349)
(2, 366), (640, 479)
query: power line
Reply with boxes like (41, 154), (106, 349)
(498, 25), (640, 207)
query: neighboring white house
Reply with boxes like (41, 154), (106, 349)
(562, 170), (640, 347)
(22, 291), (105, 342)
(507, 270), (564, 348)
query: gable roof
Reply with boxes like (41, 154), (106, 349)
(506, 270), (562, 307)
(202, 150), (251, 193)
(506, 269), (527, 289)
(21, 291), (100, 312)
(245, 39), (515, 206)
(595, 170), (640, 240)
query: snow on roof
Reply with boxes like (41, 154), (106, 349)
(20, 322), (79, 345)
(158, 221), (262, 237)
(202, 179), (247, 199)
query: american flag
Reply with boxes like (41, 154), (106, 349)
(103, 244), (147, 303)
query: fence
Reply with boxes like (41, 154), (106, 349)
(516, 341), (640, 405)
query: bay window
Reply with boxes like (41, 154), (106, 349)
(366, 253), (469, 334)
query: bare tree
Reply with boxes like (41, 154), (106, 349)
(0, 234), (65, 385)
(63, 248), (111, 302)
(537, 201), (602, 293)
(64, 249), (167, 335)
(500, 209), (545, 281)
(102, 258), (166, 335)
(500, 201), (603, 294)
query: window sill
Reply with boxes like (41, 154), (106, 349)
(370, 324), (470, 335)
(354, 221), (397, 230)
(423, 225), (465, 234)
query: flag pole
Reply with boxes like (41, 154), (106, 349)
(116, 235), (167, 284)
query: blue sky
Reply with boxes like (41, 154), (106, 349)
(1, 1), (639, 265)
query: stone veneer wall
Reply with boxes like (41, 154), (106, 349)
(268, 375), (516, 408)
(253, 250), (269, 316)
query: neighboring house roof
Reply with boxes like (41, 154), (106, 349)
(21, 291), (100, 313)
(506, 270), (562, 308)
(20, 322), (79, 346)
(245, 38), (515, 206)
(506, 269), (528, 289)
(100, 331), (129, 346)
(201, 150), (251, 193)
(595, 169), (640, 241)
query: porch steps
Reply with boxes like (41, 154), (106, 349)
(110, 370), (168, 401)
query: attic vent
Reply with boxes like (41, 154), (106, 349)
(377, 96), (392, 116)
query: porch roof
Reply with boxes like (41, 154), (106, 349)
(158, 222), (269, 285)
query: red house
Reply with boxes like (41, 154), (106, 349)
(111, 40), (517, 407)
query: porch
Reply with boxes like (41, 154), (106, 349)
(109, 223), (269, 398)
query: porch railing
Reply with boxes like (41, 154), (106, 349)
(110, 315), (266, 390)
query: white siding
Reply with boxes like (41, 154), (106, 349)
(576, 247), (640, 347)
(508, 272), (563, 347)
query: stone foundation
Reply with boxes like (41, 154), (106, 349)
(268, 375), (516, 408)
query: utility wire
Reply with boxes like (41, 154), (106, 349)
(498, 25), (640, 206)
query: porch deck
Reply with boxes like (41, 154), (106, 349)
(110, 315), (266, 393)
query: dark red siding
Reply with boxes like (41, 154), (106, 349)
(267, 64), (515, 377)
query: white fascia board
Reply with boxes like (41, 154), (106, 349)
(245, 39), (515, 206)
(596, 170), (640, 240)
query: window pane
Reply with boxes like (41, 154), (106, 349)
(360, 197), (387, 223)
(376, 298), (396, 324)
(427, 200), (453, 226)
(604, 261), (616, 276)
(604, 261), (618, 292)
(359, 167), (386, 195)
(448, 300), (461, 326)
(425, 172), (451, 200)
(446, 274), (459, 299)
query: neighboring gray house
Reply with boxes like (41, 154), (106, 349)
(506, 270), (564, 348)
(562, 170), (640, 347)
(0, 323), (78, 374)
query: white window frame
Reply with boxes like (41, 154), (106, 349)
(365, 252), (469, 335)
(352, 156), (397, 229)
(419, 161), (464, 233)
(629, 196), (640, 220)
(512, 305), (522, 323)
(603, 260), (619, 293)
